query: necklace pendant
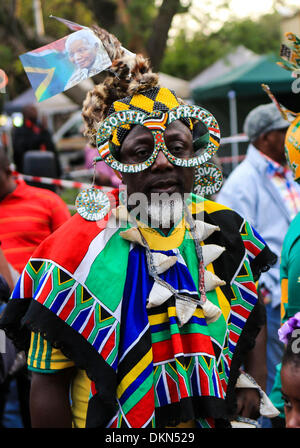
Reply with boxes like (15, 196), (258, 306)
(193, 162), (223, 197)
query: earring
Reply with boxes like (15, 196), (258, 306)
(193, 162), (223, 197)
(75, 161), (110, 221)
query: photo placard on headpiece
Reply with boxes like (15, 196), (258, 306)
(19, 28), (112, 102)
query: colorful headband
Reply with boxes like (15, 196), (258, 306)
(96, 104), (220, 173)
(278, 311), (300, 344)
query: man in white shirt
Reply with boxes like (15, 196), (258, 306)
(217, 103), (300, 400)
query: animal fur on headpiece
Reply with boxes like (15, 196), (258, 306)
(82, 26), (159, 146)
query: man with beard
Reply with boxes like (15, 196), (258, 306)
(0, 27), (277, 428)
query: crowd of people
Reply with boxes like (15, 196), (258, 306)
(0, 24), (300, 430)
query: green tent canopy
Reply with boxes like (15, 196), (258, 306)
(192, 54), (294, 102)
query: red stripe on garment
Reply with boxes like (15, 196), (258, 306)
(228, 330), (240, 344)
(125, 386), (155, 427)
(244, 240), (261, 256)
(231, 304), (251, 320)
(152, 338), (173, 364)
(101, 330), (116, 361)
(198, 363), (210, 396)
(152, 333), (214, 364)
(216, 371), (225, 399)
(80, 308), (95, 340)
(205, 417), (215, 428)
(176, 370), (189, 399)
(23, 269), (34, 298)
(109, 416), (118, 428)
(166, 371), (179, 402)
(57, 291), (76, 321)
(36, 274), (53, 305)
(241, 281), (257, 295)
(220, 378), (228, 395)
(180, 332), (214, 356)
(91, 381), (97, 396)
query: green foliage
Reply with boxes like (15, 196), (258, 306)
(0, 0), (96, 97)
(161, 12), (282, 80)
(42, 0), (96, 38)
(160, 30), (225, 80)
(126, 0), (157, 43)
(0, 45), (14, 69)
(0, 0), (285, 98)
(0, 45), (24, 98)
(15, 0), (96, 38)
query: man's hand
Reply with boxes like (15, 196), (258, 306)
(235, 387), (261, 420)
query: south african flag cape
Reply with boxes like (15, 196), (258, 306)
(0, 190), (276, 428)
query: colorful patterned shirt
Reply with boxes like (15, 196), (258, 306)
(0, 191), (276, 428)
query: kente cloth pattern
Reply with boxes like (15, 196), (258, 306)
(0, 191), (276, 428)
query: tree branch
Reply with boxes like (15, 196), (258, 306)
(145, 0), (182, 71)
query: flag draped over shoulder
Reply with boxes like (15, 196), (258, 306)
(0, 190), (276, 428)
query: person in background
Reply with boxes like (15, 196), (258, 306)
(0, 145), (70, 427)
(268, 111), (300, 427)
(0, 26), (277, 429)
(0, 246), (15, 294)
(0, 146), (70, 274)
(217, 103), (300, 403)
(0, 248), (18, 428)
(0, 250), (17, 423)
(12, 104), (61, 176)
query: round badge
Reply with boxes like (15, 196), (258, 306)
(75, 188), (110, 221)
(193, 163), (223, 197)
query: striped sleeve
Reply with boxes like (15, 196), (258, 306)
(27, 332), (74, 373)
(240, 220), (277, 281)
